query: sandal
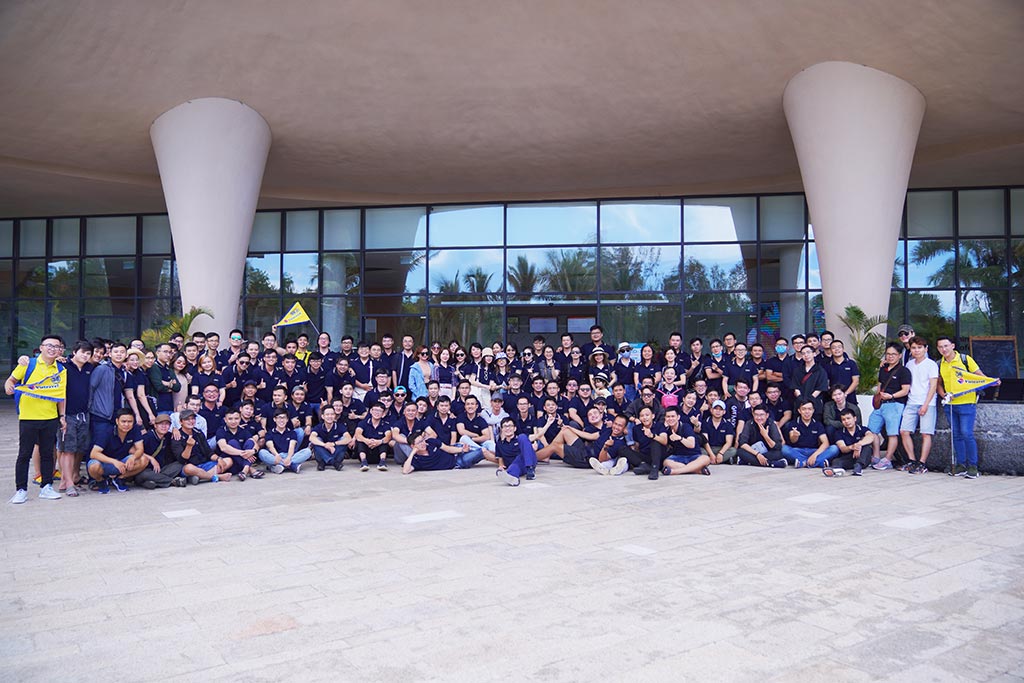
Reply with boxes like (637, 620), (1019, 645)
(249, 469), (265, 479)
(237, 472), (247, 482)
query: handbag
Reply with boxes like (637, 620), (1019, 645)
(873, 367), (897, 410)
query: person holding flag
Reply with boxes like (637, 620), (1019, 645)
(936, 336), (999, 479)
(272, 301), (318, 335)
(5, 334), (68, 503)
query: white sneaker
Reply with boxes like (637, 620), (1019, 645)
(9, 489), (28, 504)
(589, 457), (610, 474)
(496, 468), (520, 487)
(610, 457), (629, 476)
(271, 464), (285, 474)
(39, 484), (61, 500)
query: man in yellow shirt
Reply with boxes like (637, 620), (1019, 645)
(936, 336), (989, 480)
(5, 334), (68, 503)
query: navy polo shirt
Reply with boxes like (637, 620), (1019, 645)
(312, 421), (346, 444)
(411, 438), (457, 471)
(99, 427), (142, 459)
(253, 366), (286, 403)
(700, 417), (733, 448)
(789, 419), (827, 449)
(287, 401), (314, 427)
(764, 398), (792, 424)
(567, 396), (594, 422)
(495, 436), (524, 465)
(199, 404), (226, 436)
(191, 372), (224, 396)
(142, 431), (174, 465)
(215, 426), (251, 448)
(833, 424), (869, 451)
(633, 422), (666, 455)
(350, 358), (376, 385)
(394, 417), (428, 438)
(280, 368), (307, 394)
(356, 417), (390, 441)
(266, 428), (297, 454)
(222, 366), (253, 405)
(457, 413), (489, 438)
(724, 359), (757, 388)
(764, 356), (793, 386)
(335, 398), (366, 426)
(826, 355), (861, 392)
(304, 366), (328, 403)
(328, 370), (355, 395)
(724, 397), (750, 427)
(427, 414), (458, 444)
(666, 420), (700, 456)
(260, 402), (289, 422)
(633, 362), (659, 387)
(64, 361), (93, 414)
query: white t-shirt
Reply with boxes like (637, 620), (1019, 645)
(906, 357), (939, 405)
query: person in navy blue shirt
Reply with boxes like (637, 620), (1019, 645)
(221, 353), (254, 407)
(424, 395), (459, 445)
(722, 343), (759, 397)
(567, 384), (596, 428)
(661, 406), (712, 476)
(363, 369), (394, 406)
(215, 407), (262, 479)
(782, 399), (839, 468)
(354, 402), (393, 471)
(763, 383), (793, 431)
(287, 385), (314, 445)
(630, 406), (667, 479)
(279, 354), (307, 395)
(401, 430), (483, 474)
(303, 352), (329, 408)
(86, 409), (148, 492)
(829, 409), (875, 476)
(493, 417), (539, 486)
(332, 382), (367, 435)
(825, 339), (861, 405)
(198, 384), (226, 449)
(309, 405), (352, 470)
(391, 401), (430, 465)
(699, 400), (737, 465)
(253, 350), (286, 403)
(58, 340), (94, 494)
(258, 409), (310, 474)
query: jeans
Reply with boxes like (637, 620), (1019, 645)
(736, 442), (785, 467)
(16, 418), (59, 490)
(459, 435), (494, 461)
(258, 447), (312, 467)
(948, 403), (978, 467)
(503, 434), (538, 478)
(313, 444), (344, 466)
(393, 442), (413, 465)
(454, 450), (486, 470)
(781, 444), (839, 467)
(222, 438), (257, 474)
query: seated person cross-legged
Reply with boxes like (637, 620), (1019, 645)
(258, 408), (312, 473)
(660, 405), (712, 476)
(171, 408), (233, 484)
(736, 405), (787, 468)
(309, 406), (352, 471)
(826, 408), (876, 477)
(781, 399), (840, 468)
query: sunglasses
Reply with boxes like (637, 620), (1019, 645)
(898, 331), (911, 337)
(419, 352), (429, 356)
(456, 352), (466, 357)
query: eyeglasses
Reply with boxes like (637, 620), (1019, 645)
(40, 343), (61, 350)
(571, 351), (581, 355)
(431, 345), (441, 350)
(579, 387), (592, 392)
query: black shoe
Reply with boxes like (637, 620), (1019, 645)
(334, 462), (343, 471)
(170, 477), (187, 487)
(317, 462), (326, 471)
(633, 463), (651, 476)
(648, 466), (660, 480)
(140, 480), (157, 490)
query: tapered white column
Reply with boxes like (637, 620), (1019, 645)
(784, 62), (925, 339)
(150, 98), (272, 337)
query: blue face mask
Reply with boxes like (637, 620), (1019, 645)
(712, 351), (722, 359)
(775, 345), (787, 355)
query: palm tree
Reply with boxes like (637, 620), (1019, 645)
(141, 306), (214, 348)
(507, 255), (540, 295)
(542, 249), (596, 298)
(837, 305), (888, 392)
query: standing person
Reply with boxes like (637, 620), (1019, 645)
(896, 324), (915, 366)
(612, 342), (636, 401)
(6, 335), (67, 503)
(899, 336), (939, 474)
(218, 329), (246, 369)
(868, 343), (912, 471)
(790, 345), (829, 420)
(936, 336), (990, 479)
(391, 334), (417, 391)
(147, 343), (181, 416)
(57, 340), (94, 496)
(825, 339), (860, 405)
(88, 341), (128, 453)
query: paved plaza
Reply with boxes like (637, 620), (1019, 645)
(1, 404), (1023, 682)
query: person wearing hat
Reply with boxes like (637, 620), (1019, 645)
(698, 400), (737, 465)
(470, 346), (497, 405)
(591, 371), (611, 400)
(612, 341), (637, 402)
(587, 347), (612, 390)
(481, 393), (509, 428)
(896, 324), (915, 366)
(134, 413), (187, 489)
(171, 408), (232, 483)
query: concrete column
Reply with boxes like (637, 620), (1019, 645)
(150, 98), (272, 338)
(783, 61), (925, 339)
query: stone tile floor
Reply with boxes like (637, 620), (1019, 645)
(1, 403), (1022, 681)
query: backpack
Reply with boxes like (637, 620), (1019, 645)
(14, 356), (65, 416)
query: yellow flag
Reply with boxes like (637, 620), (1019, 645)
(946, 368), (999, 398)
(273, 302), (312, 328)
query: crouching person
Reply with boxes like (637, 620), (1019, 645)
(825, 408), (876, 477)
(494, 417), (538, 486)
(87, 408), (148, 493)
(259, 408), (311, 473)
(736, 405), (786, 468)
(310, 406), (352, 471)
(401, 430), (484, 474)
(135, 413), (186, 489)
(172, 408), (232, 483)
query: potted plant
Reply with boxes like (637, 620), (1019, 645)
(140, 306), (213, 349)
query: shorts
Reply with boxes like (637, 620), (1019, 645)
(667, 454), (700, 465)
(57, 413), (91, 455)
(88, 456), (130, 476)
(867, 401), (903, 436)
(900, 404), (936, 435)
(562, 440), (591, 468)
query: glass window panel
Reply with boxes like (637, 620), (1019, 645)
(0, 220), (12, 257)
(322, 297), (360, 340)
(683, 294), (756, 342)
(1012, 189), (1024, 236)
(906, 191), (952, 238)
(601, 200), (680, 244)
(0, 300), (12, 366)
(907, 240), (954, 288)
(250, 212), (281, 252)
(140, 298), (181, 331)
(958, 189), (1005, 237)
(364, 315), (425, 348)
(428, 248), (503, 293)
(1011, 238), (1024, 276)
(958, 239), (1007, 289)
(83, 299), (136, 341)
(684, 244), (753, 291)
(86, 216), (136, 255)
(47, 259), (80, 299)
(808, 292), (825, 333)
(245, 255), (280, 295)
(807, 241), (821, 289)
(139, 256), (178, 299)
(323, 252), (361, 296)
(48, 299), (80, 341)
(324, 209), (360, 250)
(887, 291), (906, 339)
(83, 257), (137, 298)
(429, 302), (504, 345)
(285, 211), (319, 251)
(52, 218), (80, 257)
(683, 197), (756, 242)
(760, 195), (804, 240)
(1010, 290), (1024, 372)
(142, 215), (172, 254)
(600, 245), (680, 297)
(506, 247), (596, 297)
(959, 290), (1007, 338)
(19, 219), (46, 257)
(366, 207), (426, 249)
(243, 298), (282, 340)
(16, 259), (46, 297)
(758, 242), (806, 290)
(506, 202), (597, 246)
(16, 300), (45, 358)
(599, 304), (680, 346)
(907, 290), (955, 343)
(0, 259), (11, 297)
(283, 253), (318, 295)
(429, 204), (503, 247)
(755, 293), (807, 344)
(364, 250), (425, 293)
(893, 239), (907, 288)
(365, 295), (426, 316)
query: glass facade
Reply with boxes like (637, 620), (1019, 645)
(1, 188), (1020, 366)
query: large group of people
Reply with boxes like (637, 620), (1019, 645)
(7, 320), (991, 504)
